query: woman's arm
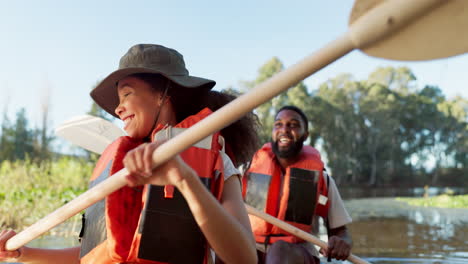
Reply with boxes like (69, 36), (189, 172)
(179, 174), (257, 263)
(123, 142), (257, 264)
(0, 230), (80, 264)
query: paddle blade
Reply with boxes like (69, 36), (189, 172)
(55, 115), (126, 154)
(349, 0), (468, 61)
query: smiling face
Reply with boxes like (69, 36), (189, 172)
(271, 109), (308, 159)
(114, 76), (161, 139)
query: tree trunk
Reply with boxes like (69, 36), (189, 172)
(369, 151), (377, 186)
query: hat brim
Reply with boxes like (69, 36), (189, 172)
(91, 67), (216, 118)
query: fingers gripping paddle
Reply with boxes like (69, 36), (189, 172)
(6, 1), (468, 262)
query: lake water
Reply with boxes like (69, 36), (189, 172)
(340, 187), (468, 264)
(346, 198), (468, 264)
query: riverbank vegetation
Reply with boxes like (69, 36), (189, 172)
(397, 194), (468, 209)
(0, 158), (92, 234)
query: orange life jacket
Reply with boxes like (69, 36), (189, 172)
(80, 108), (225, 264)
(242, 143), (329, 244)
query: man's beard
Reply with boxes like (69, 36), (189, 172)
(271, 136), (305, 159)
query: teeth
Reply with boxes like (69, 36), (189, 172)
(280, 138), (290, 143)
(124, 116), (133, 125)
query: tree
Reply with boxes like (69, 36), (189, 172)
(309, 67), (440, 186)
(430, 95), (468, 184)
(37, 83), (55, 162)
(0, 107), (14, 161)
(309, 74), (366, 184)
(368, 66), (417, 94)
(13, 108), (36, 160)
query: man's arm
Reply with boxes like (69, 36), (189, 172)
(321, 173), (353, 260)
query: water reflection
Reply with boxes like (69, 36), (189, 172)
(348, 198), (468, 264)
(353, 219), (466, 253)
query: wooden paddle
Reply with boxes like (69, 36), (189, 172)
(54, 116), (369, 264)
(6, 2), (468, 263)
(245, 205), (368, 264)
(349, 0), (468, 61)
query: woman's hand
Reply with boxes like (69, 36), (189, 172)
(123, 140), (196, 188)
(0, 230), (22, 262)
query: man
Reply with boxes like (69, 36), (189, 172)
(243, 105), (352, 264)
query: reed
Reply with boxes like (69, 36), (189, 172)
(397, 194), (468, 208)
(0, 157), (93, 236)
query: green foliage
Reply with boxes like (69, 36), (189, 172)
(397, 194), (468, 208)
(0, 108), (55, 163)
(0, 112), (15, 161)
(0, 158), (93, 232)
(308, 66), (468, 186)
(13, 108), (35, 160)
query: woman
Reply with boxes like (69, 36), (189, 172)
(0, 44), (259, 263)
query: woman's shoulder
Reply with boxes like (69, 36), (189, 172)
(220, 151), (240, 181)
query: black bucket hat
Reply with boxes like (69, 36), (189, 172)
(91, 44), (216, 118)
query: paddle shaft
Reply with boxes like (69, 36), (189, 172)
(6, 0), (444, 252)
(246, 205), (370, 264)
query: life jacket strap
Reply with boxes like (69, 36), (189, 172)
(263, 233), (287, 252)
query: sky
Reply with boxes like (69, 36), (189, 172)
(1, 0), (467, 137)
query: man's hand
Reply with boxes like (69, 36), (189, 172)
(320, 235), (351, 260)
(319, 225), (352, 261)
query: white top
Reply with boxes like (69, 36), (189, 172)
(208, 152), (240, 264)
(303, 172), (352, 257)
(220, 151), (240, 180)
(322, 172), (352, 230)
